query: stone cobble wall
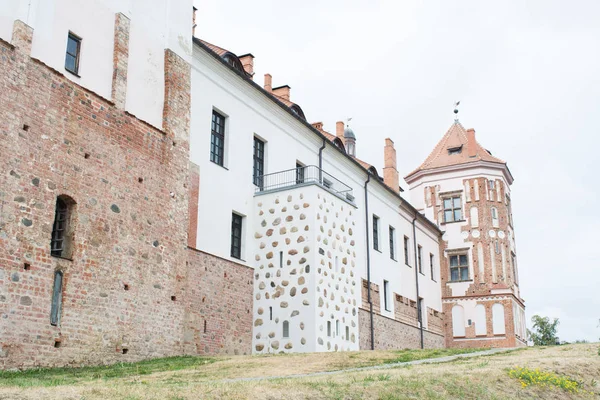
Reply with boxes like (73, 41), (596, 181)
(358, 309), (444, 350)
(0, 21), (192, 368)
(184, 249), (253, 356)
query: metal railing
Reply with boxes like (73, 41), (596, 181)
(254, 165), (353, 200)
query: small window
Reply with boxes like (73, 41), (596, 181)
(50, 270), (64, 326)
(389, 226), (396, 260)
(491, 207), (499, 228)
(230, 213), (243, 259)
(418, 298), (424, 324)
(269, 306), (273, 321)
(443, 196), (462, 222)
(449, 254), (469, 282)
(372, 215), (380, 251)
(448, 146), (462, 155)
(417, 245), (423, 274)
(403, 236), (410, 265)
(345, 326), (349, 341)
(336, 320), (340, 337)
(383, 280), (390, 311)
(210, 110), (226, 166)
(296, 162), (305, 184)
(65, 32), (81, 75)
(51, 196), (75, 259)
(489, 180), (495, 189)
(430, 253), (436, 281)
(327, 321), (331, 337)
(253, 137), (265, 187)
(282, 320), (289, 338)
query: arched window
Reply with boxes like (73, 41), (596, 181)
(333, 138), (346, 153)
(51, 195), (76, 258)
(290, 105), (306, 120)
(452, 305), (465, 337)
(475, 304), (487, 335)
(50, 270), (64, 326)
(282, 320), (289, 338)
(491, 207), (499, 228)
(492, 303), (506, 335)
(222, 53), (246, 75)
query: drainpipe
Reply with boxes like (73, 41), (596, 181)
(412, 213), (424, 349)
(364, 172), (374, 350)
(318, 139), (326, 183)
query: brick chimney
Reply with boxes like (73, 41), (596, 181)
(239, 54), (254, 79)
(272, 85), (290, 101)
(466, 128), (477, 158)
(264, 73), (272, 92)
(383, 138), (400, 192)
(336, 121), (345, 140)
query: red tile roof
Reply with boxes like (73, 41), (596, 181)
(406, 122), (505, 179)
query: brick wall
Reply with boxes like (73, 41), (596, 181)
(184, 249), (253, 356)
(358, 309), (444, 350)
(0, 21), (194, 368)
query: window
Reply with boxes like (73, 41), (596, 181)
(51, 196), (75, 258)
(336, 320), (340, 337)
(383, 280), (390, 311)
(489, 179), (495, 189)
(345, 326), (349, 341)
(430, 253), (436, 281)
(327, 321), (331, 337)
(372, 215), (380, 251)
(230, 213), (243, 259)
(282, 320), (289, 338)
(443, 196), (462, 222)
(210, 110), (226, 166)
(65, 32), (81, 75)
(253, 136), (265, 187)
(403, 236), (410, 265)
(449, 254), (469, 281)
(269, 306), (273, 321)
(50, 270), (63, 326)
(448, 146), (462, 155)
(296, 162), (305, 184)
(389, 226), (396, 260)
(491, 207), (499, 228)
(417, 245), (423, 274)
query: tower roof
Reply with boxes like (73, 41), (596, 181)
(405, 122), (508, 181)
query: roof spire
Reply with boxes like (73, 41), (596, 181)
(453, 101), (460, 122)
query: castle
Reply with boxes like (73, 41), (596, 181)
(0, 1), (525, 368)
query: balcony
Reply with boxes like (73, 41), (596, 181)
(254, 165), (354, 203)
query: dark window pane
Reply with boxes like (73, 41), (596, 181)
(443, 199), (452, 209)
(454, 209), (462, 221)
(459, 255), (468, 266)
(445, 210), (453, 222)
(231, 213), (243, 259)
(451, 269), (459, 281)
(65, 55), (76, 72)
(450, 255), (458, 267)
(461, 268), (469, 281)
(67, 37), (78, 55)
(453, 197), (461, 208)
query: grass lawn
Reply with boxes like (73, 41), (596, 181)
(0, 343), (598, 399)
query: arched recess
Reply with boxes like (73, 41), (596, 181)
(492, 303), (506, 335)
(474, 304), (487, 335)
(452, 305), (466, 337)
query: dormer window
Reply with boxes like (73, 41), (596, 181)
(448, 146), (462, 155)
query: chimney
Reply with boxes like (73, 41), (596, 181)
(192, 6), (198, 37)
(264, 73), (272, 92)
(466, 128), (477, 157)
(312, 121), (323, 131)
(336, 121), (344, 140)
(272, 85), (290, 101)
(239, 54), (254, 79)
(383, 138), (400, 193)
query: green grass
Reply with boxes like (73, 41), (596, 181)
(383, 347), (484, 364)
(0, 355), (216, 387)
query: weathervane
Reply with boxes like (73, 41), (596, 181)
(453, 101), (460, 122)
(346, 117), (352, 127)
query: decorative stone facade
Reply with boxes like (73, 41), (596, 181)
(252, 186), (359, 353)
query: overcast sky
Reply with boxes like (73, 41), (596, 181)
(194, 0), (600, 342)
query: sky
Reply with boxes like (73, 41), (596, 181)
(194, 0), (600, 342)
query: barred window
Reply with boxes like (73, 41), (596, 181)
(210, 110), (226, 166)
(51, 196), (75, 259)
(253, 137), (265, 187)
(230, 213), (243, 259)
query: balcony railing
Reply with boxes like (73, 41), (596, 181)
(254, 165), (354, 202)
